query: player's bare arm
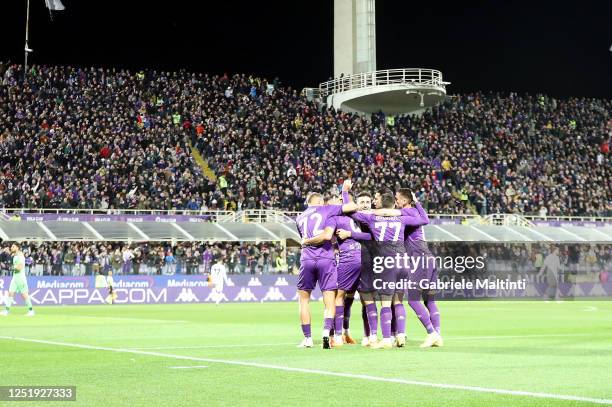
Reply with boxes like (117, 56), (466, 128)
(301, 226), (334, 247)
(341, 202), (359, 213)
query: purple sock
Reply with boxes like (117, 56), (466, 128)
(366, 303), (378, 336)
(323, 317), (334, 334)
(343, 296), (354, 330)
(301, 324), (311, 338)
(394, 303), (406, 335)
(390, 304), (397, 336)
(361, 305), (370, 337)
(408, 300), (435, 334)
(380, 307), (392, 339)
(334, 305), (344, 334)
(425, 298), (441, 334)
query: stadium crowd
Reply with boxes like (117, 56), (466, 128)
(1, 62), (610, 216)
(0, 241), (296, 277)
(1, 239), (607, 279)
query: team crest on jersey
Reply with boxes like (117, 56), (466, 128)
(233, 287), (258, 302)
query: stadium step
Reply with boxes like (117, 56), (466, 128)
(190, 145), (217, 182)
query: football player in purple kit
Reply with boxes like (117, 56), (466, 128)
(296, 192), (359, 349)
(325, 181), (374, 347)
(335, 183), (382, 347)
(376, 188), (442, 348)
(397, 188), (442, 347)
(336, 186), (400, 347)
(349, 190), (429, 349)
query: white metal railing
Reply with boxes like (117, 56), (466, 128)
(300, 87), (322, 101)
(318, 68), (450, 97)
(522, 215), (612, 223)
(1, 208), (610, 224)
(483, 214), (534, 227)
(0, 208), (232, 216)
(0, 208), (234, 222)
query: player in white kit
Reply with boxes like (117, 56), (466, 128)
(210, 256), (229, 305)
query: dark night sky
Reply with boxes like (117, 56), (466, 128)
(1, 0), (610, 98)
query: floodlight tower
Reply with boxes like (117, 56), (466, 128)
(314, 0), (449, 115)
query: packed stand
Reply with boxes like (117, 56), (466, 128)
(1, 62), (610, 216)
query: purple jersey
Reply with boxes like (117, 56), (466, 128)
(296, 205), (343, 259)
(328, 215), (370, 252)
(350, 211), (426, 242)
(400, 203), (429, 241)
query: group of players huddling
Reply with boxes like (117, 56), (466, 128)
(296, 180), (442, 349)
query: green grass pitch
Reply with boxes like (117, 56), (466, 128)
(1, 301), (611, 406)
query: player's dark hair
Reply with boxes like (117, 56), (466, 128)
(357, 191), (372, 199)
(381, 192), (395, 208)
(377, 188), (394, 197)
(324, 193), (340, 204)
(397, 188), (414, 204)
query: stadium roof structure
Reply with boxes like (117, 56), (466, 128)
(0, 210), (610, 243)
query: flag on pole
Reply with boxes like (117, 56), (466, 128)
(45, 0), (65, 11)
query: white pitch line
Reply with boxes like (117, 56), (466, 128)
(169, 365), (208, 369)
(51, 314), (188, 324)
(129, 342), (297, 350)
(131, 334), (596, 349)
(1, 336), (611, 405)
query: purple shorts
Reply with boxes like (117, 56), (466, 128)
(298, 258), (337, 292)
(406, 240), (437, 300)
(375, 267), (398, 296)
(337, 250), (361, 292)
(358, 269), (375, 293)
(396, 269), (410, 295)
